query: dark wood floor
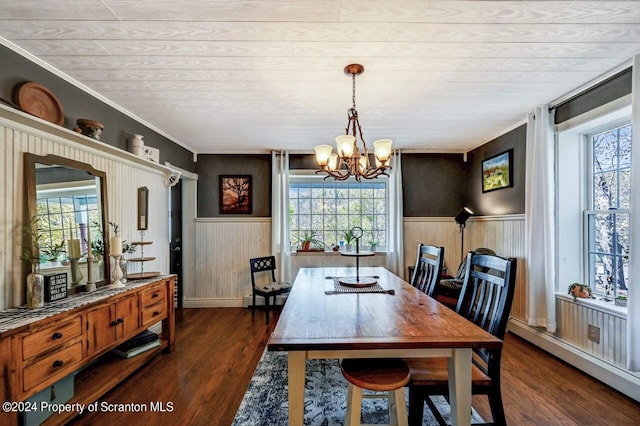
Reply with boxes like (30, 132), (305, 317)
(71, 308), (640, 425)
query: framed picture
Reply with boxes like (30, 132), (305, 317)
(220, 175), (252, 214)
(482, 149), (513, 193)
(137, 186), (149, 230)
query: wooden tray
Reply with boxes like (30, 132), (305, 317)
(127, 272), (160, 280)
(127, 257), (156, 262)
(14, 82), (65, 125)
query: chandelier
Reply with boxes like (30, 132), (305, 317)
(314, 64), (393, 181)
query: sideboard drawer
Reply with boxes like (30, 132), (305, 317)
(141, 301), (167, 327)
(22, 317), (82, 360)
(23, 339), (83, 392)
(140, 284), (166, 308)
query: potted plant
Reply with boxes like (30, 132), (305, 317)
(40, 240), (65, 265)
(615, 295), (627, 307)
(343, 230), (355, 252)
(296, 231), (324, 251)
(20, 216), (45, 308)
(568, 283), (595, 302)
(368, 239), (379, 252)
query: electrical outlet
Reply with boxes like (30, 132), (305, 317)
(588, 324), (600, 344)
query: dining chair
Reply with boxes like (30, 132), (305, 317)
(436, 247), (496, 308)
(409, 244), (445, 297)
(249, 256), (292, 325)
(340, 358), (410, 426)
(407, 252), (517, 426)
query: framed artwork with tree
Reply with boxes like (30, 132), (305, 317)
(219, 175), (252, 214)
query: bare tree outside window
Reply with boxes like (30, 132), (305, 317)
(588, 124), (631, 298)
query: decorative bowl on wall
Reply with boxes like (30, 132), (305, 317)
(75, 118), (104, 140)
(14, 81), (65, 126)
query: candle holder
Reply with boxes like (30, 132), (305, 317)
(107, 255), (125, 289)
(69, 257), (84, 286)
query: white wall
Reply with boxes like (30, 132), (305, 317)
(0, 106), (170, 309)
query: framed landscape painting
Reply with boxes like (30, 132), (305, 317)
(219, 175), (252, 214)
(482, 149), (513, 193)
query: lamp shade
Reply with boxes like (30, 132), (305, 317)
(327, 153), (339, 171)
(454, 207), (474, 225)
(314, 144), (333, 167)
(373, 139), (393, 163)
(336, 135), (356, 158)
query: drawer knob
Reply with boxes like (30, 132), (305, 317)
(152, 293), (159, 298)
(153, 311), (160, 317)
(52, 332), (63, 340)
(52, 360), (64, 368)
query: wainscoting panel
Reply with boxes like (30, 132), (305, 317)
(190, 218), (271, 306)
(0, 115), (170, 310)
(402, 218), (460, 281)
(464, 215), (527, 321)
(556, 297), (627, 367)
(290, 251), (387, 283)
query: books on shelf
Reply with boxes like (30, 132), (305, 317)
(111, 330), (161, 359)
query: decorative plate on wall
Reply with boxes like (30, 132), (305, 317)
(14, 82), (65, 126)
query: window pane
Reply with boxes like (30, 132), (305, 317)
(593, 172), (617, 210)
(289, 179), (388, 250)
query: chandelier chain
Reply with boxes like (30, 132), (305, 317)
(352, 72), (357, 111)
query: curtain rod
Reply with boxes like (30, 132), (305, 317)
(549, 59), (632, 111)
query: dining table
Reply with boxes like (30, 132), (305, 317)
(267, 266), (502, 426)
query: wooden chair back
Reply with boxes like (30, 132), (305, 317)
(456, 252), (517, 370)
(249, 256), (277, 289)
(410, 244), (444, 297)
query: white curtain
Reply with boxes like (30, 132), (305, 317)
(386, 150), (404, 277)
(627, 55), (640, 371)
(525, 106), (557, 332)
(271, 151), (291, 282)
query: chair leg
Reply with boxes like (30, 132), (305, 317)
(264, 295), (270, 325)
(390, 388), (408, 426)
(488, 389), (507, 426)
(251, 293), (256, 318)
(408, 387), (425, 426)
(345, 383), (362, 426)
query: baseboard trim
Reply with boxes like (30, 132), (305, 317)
(508, 318), (640, 402)
(183, 298), (244, 308)
(183, 295), (289, 308)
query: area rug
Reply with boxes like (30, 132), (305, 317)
(233, 350), (485, 425)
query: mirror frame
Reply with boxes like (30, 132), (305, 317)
(24, 153), (110, 292)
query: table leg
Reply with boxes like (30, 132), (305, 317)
(288, 351), (306, 425)
(448, 348), (472, 426)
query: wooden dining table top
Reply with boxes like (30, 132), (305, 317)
(267, 266), (502, 352)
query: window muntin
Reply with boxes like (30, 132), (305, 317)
(289, 179), (387, 250)
(586, 124), (631, 298)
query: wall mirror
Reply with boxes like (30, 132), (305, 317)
(24, 153), (110, 292)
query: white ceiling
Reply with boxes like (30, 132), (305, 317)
(1, 1), (639, 154)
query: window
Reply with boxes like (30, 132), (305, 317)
(36, 187), (100, 261)
(289, 178), (387, 250)
(586, 124), (631, 298)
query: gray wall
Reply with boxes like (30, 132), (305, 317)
(196, 154), (271, 217)
(401, 153), (467, 216)
(466, 125), (527, 216)
(0, 45), (195, 172)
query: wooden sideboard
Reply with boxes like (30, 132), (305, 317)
(0, 275), (175, 425)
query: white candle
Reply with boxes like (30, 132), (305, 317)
(110, 236), (123, 256)
(68, 239), (80, 258)
(86, 229), (92, 282)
